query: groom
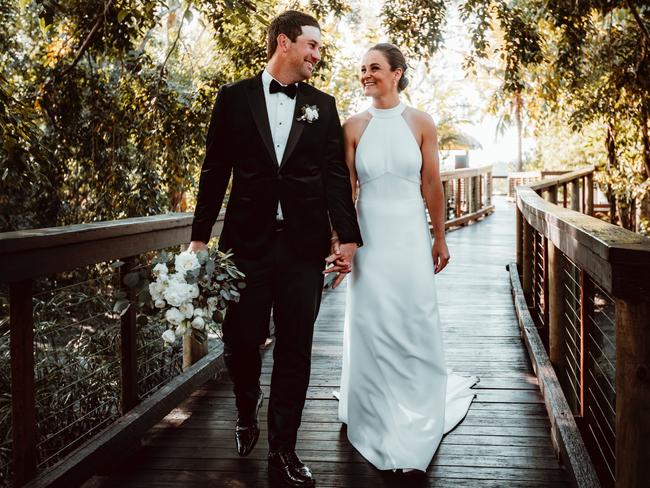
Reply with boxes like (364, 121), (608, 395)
(188, 10), (362, 488)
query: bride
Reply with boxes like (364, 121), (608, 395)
(333, 43), (479, 472)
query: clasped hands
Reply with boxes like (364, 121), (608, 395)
(323, 231), (357, 289)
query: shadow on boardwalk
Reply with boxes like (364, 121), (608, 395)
(86, 197), (570, 488)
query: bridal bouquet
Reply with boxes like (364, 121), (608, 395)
(147, 249), (245, 345)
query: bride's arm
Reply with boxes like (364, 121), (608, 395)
(419, 114), (450, 274)
(342, 119), (359, 202)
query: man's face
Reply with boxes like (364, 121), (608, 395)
(286, 25), (321, 81)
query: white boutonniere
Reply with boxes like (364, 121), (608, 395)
(296, 104), (319, 123)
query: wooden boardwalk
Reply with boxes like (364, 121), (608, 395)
(86, 197), (570, 488)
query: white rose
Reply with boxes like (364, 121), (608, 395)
(149, 280), (166, 301)
(193, 307), (205, 317)
(179, 302), (194, 319)
(307, 107), (318, 120)
(170, 271), (186, 283)
(191, 316), (205, 330)
(175, 251), (200, 273)
(162, 329), (176, 344)
(153, 263), (168, 277)
(163, 281), (192, 307)
(165, 307), (185, 326)
(175, 323), (187, 336)
(154, 299), (166, 308)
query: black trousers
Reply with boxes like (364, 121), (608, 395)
(222, 228), (324, 451)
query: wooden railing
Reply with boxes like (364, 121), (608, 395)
(441, 164), (494, 228)
(0, 214), (224, 488)
(514, 166), (650, 488)
(0, 166), (495, 487)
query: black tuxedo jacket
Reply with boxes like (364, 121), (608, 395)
(191, 73), (362, 259)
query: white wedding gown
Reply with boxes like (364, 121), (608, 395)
(337, 101), (478, 471)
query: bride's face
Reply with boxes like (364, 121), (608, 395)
(360, 50), (401, 97)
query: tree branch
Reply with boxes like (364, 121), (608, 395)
(159, 3), (192, 77)
(626, 0), (650, 44)
(63, 0), (115, 75)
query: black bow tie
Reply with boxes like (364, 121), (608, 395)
(269, 79), (297, 99)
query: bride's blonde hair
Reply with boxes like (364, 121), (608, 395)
(368, 43), (409, 92)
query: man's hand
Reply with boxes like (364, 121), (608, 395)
(324, 236), (357, 289)
(188, 240), (208, 253)
(432, 238), (450, 274)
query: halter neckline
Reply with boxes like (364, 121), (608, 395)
(368, 101), (406, 119)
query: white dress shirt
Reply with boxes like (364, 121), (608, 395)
(262, 69), (297, 221)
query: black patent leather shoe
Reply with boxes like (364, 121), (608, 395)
(235, 391), (264, 457)
(268, 449), (315, 487)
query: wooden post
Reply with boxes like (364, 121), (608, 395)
(516, 206), (523, 272)
(120, 258), (139, 413)
(547, 241), (568, 394)
(442, 180), (449, 221)
(615, 295), (650, 488)
(563, 183), (568, 208)
(586, 173), (594, 216)
(455, 179), (462, 218)
(468, 176), (476, 213)
(10, 280), (38, 486)
(579, 270), (592, 419)
(571, 179), (580, 211)
(486, 172), (492, 206)
(522, 220), (534, 301)
(479, 175), (483, 210)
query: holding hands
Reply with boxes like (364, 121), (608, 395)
(324, 230), (357, 289)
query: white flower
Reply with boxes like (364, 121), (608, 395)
(207, 296), (219, 312)
(175, 251), (200, 273)
(175, 323), (187, 336)
(191, 316), (205, 330)
(189, 283), (200, 299)
(165, 307), (185, 326)
(154, 299), (166, 308)
(297, 104), (319, 123)
(153, 263), (168, 277)
(149, 280), (167, 302)
(162, 329), (176, 344)
(163, 281), (193, 307)
(170, 271), (186, 283)
(193, 307), (205, 317)
(179, 302), (194, 319)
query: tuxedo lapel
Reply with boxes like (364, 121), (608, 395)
(280, 83), (311, 170)
(246, 74), (279, 168)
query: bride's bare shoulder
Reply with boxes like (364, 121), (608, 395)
(343, 111), (372, 138)
(403, 106), (435, 128)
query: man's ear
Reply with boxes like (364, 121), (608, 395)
(277, 33), (290, 53)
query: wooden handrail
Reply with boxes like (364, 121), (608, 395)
(439, 164), (493, 181)
(514, 166), (650, 488)
(516, 186), (650, 298)
(528, 166), (595, 192)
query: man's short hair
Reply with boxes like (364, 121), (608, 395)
(267, 10), (320, 60)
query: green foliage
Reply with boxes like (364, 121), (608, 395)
(382, 0), (446, 59)
(461, 0), (650, 232)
